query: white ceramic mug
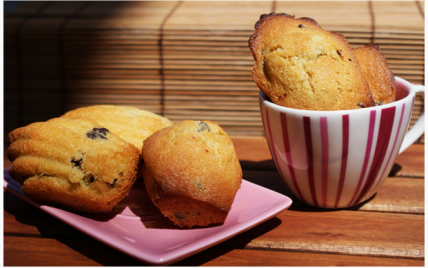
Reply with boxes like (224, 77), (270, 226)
(259, 77), (424, 208)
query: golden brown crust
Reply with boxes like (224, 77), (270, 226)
(142, 120), (242, 228)
(7, 117), (142, 213)
(61, 105), (173, 153)
(249, 13), (375, 110)
(353, 44), (395, 105)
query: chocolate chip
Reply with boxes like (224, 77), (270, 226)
(87, 127), (109, 140)
(337, 50), (342, 56)
(298, 24), (305, 28)
(108, 178), (117, 187)
(94, 127), (109, 135)
(197, 122), (210, 132)
(71, 158), (83, 169)
(358, 103), (366, 108)
(83, 175), (95, 185)
(174, 212), (189, 220)
(174, 213), (185, 220)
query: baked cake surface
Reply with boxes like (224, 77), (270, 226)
(61, 105), (173, 152)
(142, 120), (242, 228)
(7, 117), (142, 213)
(249, 13), (375, 110)
(353, 44), (395, 105)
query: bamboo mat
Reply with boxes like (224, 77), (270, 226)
(4, 1), (424, 141)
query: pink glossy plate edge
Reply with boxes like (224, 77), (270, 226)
(3, 169), (292, 265)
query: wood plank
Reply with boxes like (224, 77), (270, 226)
(243, 169), (424, 214)
(359, 177), (424, 214)
(221, 209), (424, 259)
(3, 131), (424, 266)
(232, 136), (273, 165)
(177, 247), (425, 266)
(4, 187), (423, 265)
(4, 236), (141, 266)
(394, 143), (425, 177)
(4, 235), (423, 266)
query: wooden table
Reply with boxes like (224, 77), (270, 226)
(3, 136), (424, 266)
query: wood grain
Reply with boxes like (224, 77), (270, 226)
(234, 210), (424, 259)
(178, 247), (425, 266)
(5, 235), (423, 266)
(3, 136), (424, 265)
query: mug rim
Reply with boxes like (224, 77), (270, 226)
(259, 76), (415, 115)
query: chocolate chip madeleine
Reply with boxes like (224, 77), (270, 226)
(61, 105), (173, 153)
(7, 117), (142, 213)
(142, 120), (242, 228)
(353, 44), (395, 105)
(249, 13), (375, 110)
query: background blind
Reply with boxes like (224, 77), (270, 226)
(4, 1), (424, 143)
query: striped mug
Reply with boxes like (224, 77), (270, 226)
(259, 77), (424, 208)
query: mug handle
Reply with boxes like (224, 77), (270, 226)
(399, 84), (425, 154)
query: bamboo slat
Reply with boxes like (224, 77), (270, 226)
(3, 1), (424, 141)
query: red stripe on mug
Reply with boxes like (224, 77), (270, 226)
(303, 116), (318, 207)
(320, 117), (329, 207)
(335, 114), (349, 208)
(348, 110), (377, 206)
(263, 106), (304, 202)
(355, 107), (396, 204)
(374, 103), (405, 190)
(263, 106), (281, 176)
(280, 112), (306, 203)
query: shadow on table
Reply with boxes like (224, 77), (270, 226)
(4, 158), (403, 265)
(4, 192), (147, 266)
(175, 217), (282, 266)
(240, 159), (403, 212)
(4, 176), (282, 266)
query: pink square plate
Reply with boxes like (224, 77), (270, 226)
(3, 169), (292, 265)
